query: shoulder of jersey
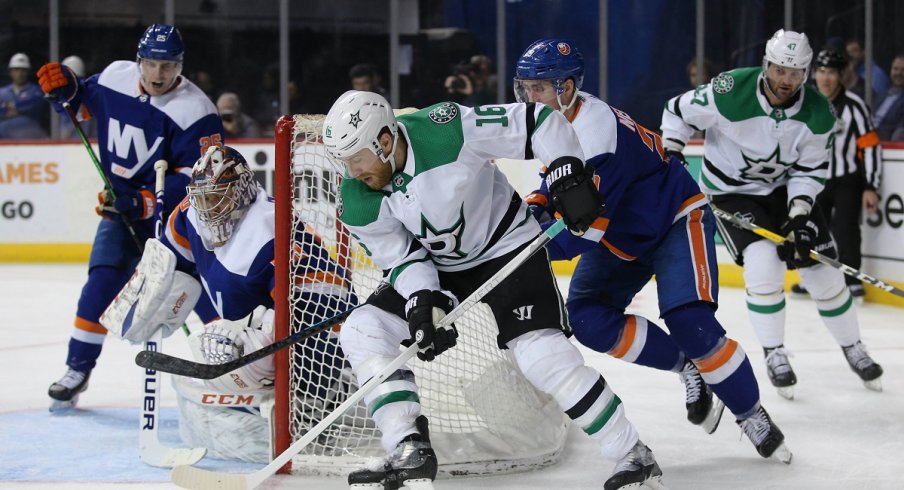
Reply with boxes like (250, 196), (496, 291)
(710, 66), (759, 97)
(97, 60), (141, 97)
(398, 101), (463, 128)
(799, 84), (837, 134)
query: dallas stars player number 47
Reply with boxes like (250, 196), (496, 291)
(661, 29), (884, 401)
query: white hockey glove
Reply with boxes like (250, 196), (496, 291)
(100, 238), (201, 343)
(188, 314), (275, 393)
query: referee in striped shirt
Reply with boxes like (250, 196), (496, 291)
(792, 48), (882, 300)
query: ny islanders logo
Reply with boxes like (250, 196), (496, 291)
(557, 42), (572, 55)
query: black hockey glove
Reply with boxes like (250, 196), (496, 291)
(544, 156), (605, 235)
(776, 197), (818, 269)
(404, 290), (458, 362)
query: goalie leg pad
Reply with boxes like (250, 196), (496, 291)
(100, 239), (201, 343)
(507, 329), (638, 461)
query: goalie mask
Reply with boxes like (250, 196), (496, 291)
(514, 38), (584, 113)
(322, 90), (400, 173)
(187, 146), (258, 249)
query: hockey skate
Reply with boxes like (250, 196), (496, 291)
(604, 440), (666, 490)
(678, 361), (724, 434)
(48, 368), (91, 412)
(842, 341), (883, 391)
(348, 415), (437, 490)
(764, 346), (796, 400)
(737, 405), (792, 464)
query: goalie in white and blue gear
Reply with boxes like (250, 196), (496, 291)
(153, 146), (355, 462)
(661, 29), (883, 398)
(515, 37), (794, 463)
(322, 90), (662, 490)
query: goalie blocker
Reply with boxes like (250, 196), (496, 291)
(100, 238), (202, 342)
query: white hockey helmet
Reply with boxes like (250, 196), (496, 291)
(322, 90), (399, 171)
(763, 29), (813, 73)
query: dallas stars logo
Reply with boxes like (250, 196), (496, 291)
(739, 145), (794, 183)
(348, 110), (362, 128)
(415, 205), (467, 259)
(428, 103), (458, 124)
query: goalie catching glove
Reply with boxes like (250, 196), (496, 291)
(776, 196), (819, 269)
(544, 156), (605, 235)
(188, 314), (275, 393)
(404, 290), (458, 362)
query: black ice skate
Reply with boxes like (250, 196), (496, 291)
(764, 346), (796, 400)
(736, 405), (792, 464)
(678, 361), (724, 434)
(842, 341), (883, 391)
(348, 415), (437, 490)
(604, 440), (665, 490)
(48, 368), (91, 412)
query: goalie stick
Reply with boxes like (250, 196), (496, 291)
(711, 205), (904, 298)
(139, 159), (206, 468)
(170, 220), (567, 490)
(135, 308), (355, 379)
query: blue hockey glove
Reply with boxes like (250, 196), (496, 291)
(37, 63), (79, 103)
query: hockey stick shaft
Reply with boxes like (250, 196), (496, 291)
(171, 220), (567, 490)
(138, 161), (206, 468)
(711, 205), (904, 298)
(62, 101), (144, 253)
(136, 307), (355, 378)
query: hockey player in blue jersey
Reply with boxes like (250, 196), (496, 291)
(39, 24), (225, 410)
(159, 146), (353, 462)
(515, 38), (790, 463)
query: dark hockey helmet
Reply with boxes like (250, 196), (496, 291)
(514, 38), (584, 112)
(815, 48), (849, 72)
(137, 24), (185, 62)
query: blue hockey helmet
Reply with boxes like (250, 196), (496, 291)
(515, 38), (584, 111)
(137, 24), (184, 62)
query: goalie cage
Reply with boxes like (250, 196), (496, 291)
(273, 114), (568, 479)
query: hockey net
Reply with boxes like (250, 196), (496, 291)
(273, 114), (567, 478)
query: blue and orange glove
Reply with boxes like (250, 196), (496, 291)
(524, 191), (551, 224)
(37, 62), (79, 103)
(96, 188), (155, 221)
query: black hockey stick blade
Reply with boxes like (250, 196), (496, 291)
(134, 308), (355, 379)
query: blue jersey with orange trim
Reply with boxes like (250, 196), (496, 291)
(533, 93), (707, 261)
(68, 60), (224, 214)
(160, 187), (354, 321)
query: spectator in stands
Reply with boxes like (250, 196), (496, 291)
(686, 57), (714, 87)
(873, 54), (904, 141)
(841, 55), (875, 104)
(468, 54), (497, 105)
(0, 53), (48, 138)
(252, 67), (280, 136)
(846, 39), (891, 98)
(348, 63), (387, 97)
(191, 70), (217, 101)
(59, 55), (97, 140)
(216, 92), (261, 139)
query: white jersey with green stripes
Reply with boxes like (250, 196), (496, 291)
(338, 101), (583, 299)
(661, 67), (836, 202)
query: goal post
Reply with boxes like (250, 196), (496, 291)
(272, 113), (568, 478)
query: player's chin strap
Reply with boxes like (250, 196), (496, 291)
(378, 129), (401, 173)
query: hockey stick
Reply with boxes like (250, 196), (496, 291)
(61, 100), (145, 253)
(135, 308), (356, 379)
(711, 205), (904, 298)
(170, 220), (567, 490)
(139, 160), (207, 468)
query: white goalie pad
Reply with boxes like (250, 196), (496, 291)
(100, 238), (201, 343)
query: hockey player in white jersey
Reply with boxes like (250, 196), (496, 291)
(661, 29), (883, 400)
(323, 90), (664, 490)
(39, 24), (224, 411)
